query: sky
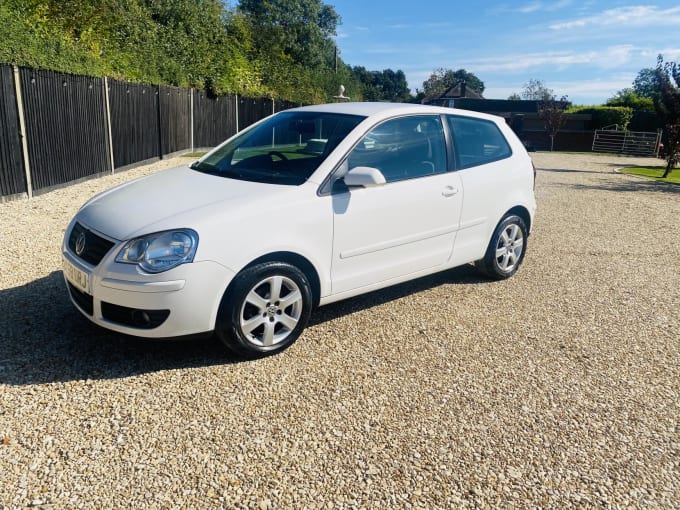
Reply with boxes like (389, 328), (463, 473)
(330, 1), (680, 104)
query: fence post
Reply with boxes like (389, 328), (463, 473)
(103, 77), (115, 174)
(190, 88), (194, 152)
(235, 94), (239, 133)
(272, 97), (275, 115)
(157, 85), (163, 158)
(12, 65), (32, 199)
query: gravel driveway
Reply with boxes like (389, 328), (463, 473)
(1, 153), (678, 509)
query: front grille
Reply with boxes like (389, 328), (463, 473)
(101, 302), (170, 329)
(68, 222), (115, 266)
(67, 282), (93, 316)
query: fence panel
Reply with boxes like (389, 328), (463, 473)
(109, 80), (160, 168)
(193, 92), (236, 148)
(238, 97), (272, 131)
(0, 65), (26, 199)
(1, 63), (312, 200)
(159, 86), (191, 155)
(19, 68), (111, 192)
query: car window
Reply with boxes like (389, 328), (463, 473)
(346, 115), (447, 183)
(192, 112), (365, 185)
(446, 116), (512, 169)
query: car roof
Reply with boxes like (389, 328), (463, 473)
(291, 102), (504, 123)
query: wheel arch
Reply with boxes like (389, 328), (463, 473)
(503, 205), (532, 233)
(231, 251), (322, 307)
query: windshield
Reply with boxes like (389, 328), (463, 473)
(191, 111), (365, 185)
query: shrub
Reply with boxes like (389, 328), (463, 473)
(568, 106), (633, 130)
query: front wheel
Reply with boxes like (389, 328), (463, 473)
(216, 262), (313, 358)
(475, 215), (528, 280)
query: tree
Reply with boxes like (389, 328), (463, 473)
(507, 92), (521, 100)
(352, 66), (411, 102)
(633, 68), (659, 99)
(653, 55), (680, 178)
(237, 0), (339, 70)
(521, 79), (553, 101)
(539, 95), (569, 151)
(606, 88), (655, 112)
(422, 68), (484, 97)
(378, 68), (411, 102)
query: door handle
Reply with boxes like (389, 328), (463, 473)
(442, 185), (459, 197)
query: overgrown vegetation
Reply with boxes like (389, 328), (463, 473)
(0, 0), (409, 104)
(420, 68), (485, 98)
(566, 106), (634, 130)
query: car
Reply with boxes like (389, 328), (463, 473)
(62, 102), (536, 357)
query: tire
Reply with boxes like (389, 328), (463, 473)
(216, 262), (313, 357)
(475, 215), (528, 280)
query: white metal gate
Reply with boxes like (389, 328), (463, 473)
(592, 127), (662, 157)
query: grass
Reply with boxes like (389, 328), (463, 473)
(182, 152), (208, 158)
(620, 166), (680, 185)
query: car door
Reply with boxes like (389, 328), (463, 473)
(330, 115), (463, 295)
(444, 115), (518, 267)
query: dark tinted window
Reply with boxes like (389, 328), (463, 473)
(447, 116), (512, 169)
(192, 112), (365, 185)
(347, 115), (447, 183)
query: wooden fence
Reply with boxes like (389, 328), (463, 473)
(0, 64), (299, 201)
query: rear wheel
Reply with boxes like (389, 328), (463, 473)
(476, 215), (528, 280)
(216, 262), (313, 357)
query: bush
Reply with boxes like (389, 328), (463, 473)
(567, 106), (633, 130)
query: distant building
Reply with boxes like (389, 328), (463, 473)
(423, 82), (590, 151)
(422, 81), (484, 108)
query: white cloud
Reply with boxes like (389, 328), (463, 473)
(492, 0), (572, 14)
(659, 48), (680, 61)
(518, 2), (543, 13)
(486, 78), (632, 103)
(460, 45), (638, 74)
(550, 5), (680, 30)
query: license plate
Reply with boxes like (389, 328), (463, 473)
(63, 257), (89, 293)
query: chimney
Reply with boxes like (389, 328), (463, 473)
(460, 81), (466, 97)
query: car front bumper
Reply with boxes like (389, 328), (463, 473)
(62, 246), (234, 339)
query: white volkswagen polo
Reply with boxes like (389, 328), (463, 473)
(62, 102), (536, 357)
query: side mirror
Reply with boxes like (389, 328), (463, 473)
(343, 166), (386, 188)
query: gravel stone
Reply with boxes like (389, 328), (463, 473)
(0, 153), (678, 508)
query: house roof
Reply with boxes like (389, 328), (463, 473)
(422, 81), (484, 104)
(440, 82), (484, 99)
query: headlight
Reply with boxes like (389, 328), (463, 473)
(116, 229), (199, 273)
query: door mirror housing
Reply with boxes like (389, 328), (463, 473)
(343, 166), (386, 188)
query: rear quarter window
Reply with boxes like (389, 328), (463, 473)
(446, 116), (512, 169)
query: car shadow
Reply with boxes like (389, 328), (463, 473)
(309, 264), (486, 326)
(0, 272), (235, 386)
(537, 167), (606, 175)
(0, 265), (487, 386)
(562, 176), (680, 194)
